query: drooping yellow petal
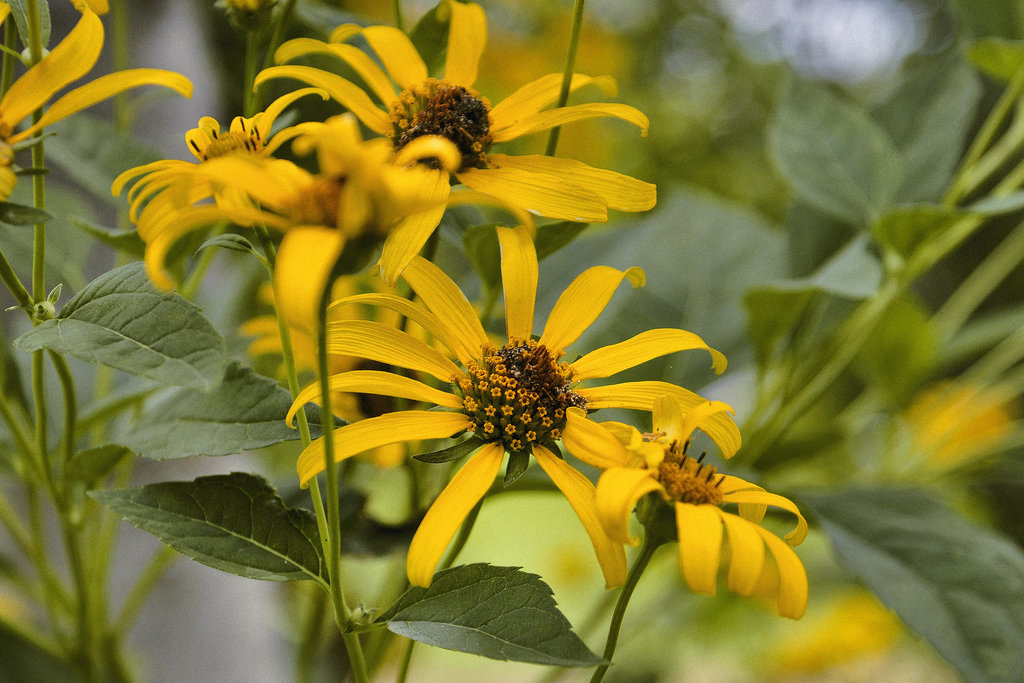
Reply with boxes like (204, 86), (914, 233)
(675, 503), (723, 596)
(0, 8), (103, 131)
(325, 319), (461, 383)
(485, 154), (656, 214)
(286, 370), (462, 426)
(393, 136), (462, 171)
(720, 513), (766, 596)
(535, 446), (627, 588)
(328, 292), (463, 359)
(571, 329), (727, 381)
(757, 526), (809, 619)
(0, 5), (11, 25)
(539, 265), (644, 353)
(491, 103), (650, 143)
(12, 69), (193, 143)
(724, 490), (808, 546)
(400, 256), (488, 365)
(446, 190), (537, 234)
(256, 87), (329, 143)
(578, 381), (742, 459)
(377, 172), (449, 286)
(274, 226), (347, 331)
(297, 410), (472, 487)
(562, 408), (630, 469)
(357, 25), (428, 90)
(675, 400), (736, 450)
(496, 225), (537, 341)
(406, 443), (503, 587)
(595, 466), (664, 546)
(276, 39), (396, 105)
(76, 0), (109, 13)
(456, 166), (609, 222)
(490, 74), (616, 125)
(255, 66), (389, 134)
(441, 0), (486, 87)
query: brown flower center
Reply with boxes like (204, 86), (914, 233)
(388, 79), (492, 171)
(657, 442), (725, 506)
(453, 338), (585, 454)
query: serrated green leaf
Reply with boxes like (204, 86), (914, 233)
(768, 77), (903, 225)
(65, 445), (132, 488)
(91, 472), (328, 584)
(0, 201), (53, 226)
(379, 564), (603, 667)
(119, 362), (328, 460)
(14, 263), (227, 390)
(414, 435), (485, 463)
(802, 487), (1024, 683)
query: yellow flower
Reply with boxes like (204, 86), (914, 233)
(0, 7), (191, 199)
(256, 0), (655, 237)
(286, 224), (738, 589)
(595, 395), (808, 618)
(112, 88), (326, 247)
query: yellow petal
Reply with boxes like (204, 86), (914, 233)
(595, 466), (663, 546)
(456, 165), (608, 222)
(77, 0), (109, 13)
(400, 257), (488, 364)
(720, 512), (765, 596)
(254, 66), (389, 134)
(326, 319), (461, 383)
(0, 9), (103, 131)
(287, 370), (462, 426)
(274, 227), (346, 331)
(256, 87), (329, 142)
(446, 189), (537, 233)
(13, 69), (193, 143)
(393, 136), (462, 171)
(485, 154), (656, 214)
(298, 410), (472, 487)
(328, 292), (463, 359)
(562, 408), (630, 469)
(491, 103), (650, 143)
(675, 503), (723, 596)
(535, 446), (627, 588)
(539, 265), (645, 353)
(496, 225), (537, 341)
(654, 396), (736, 452)
(376, 172), (449, 286)
(406, 443), (503, 587)
(358, 25), (428, 90)
(571, 329), (726, 382)
(758, 527), (809, 619)
(578, 381), (742, 459)
(441, 0), (486, 87)
(276, 39), (396, 106)
(111, 159), (179, 198)
(0, 5), (12, 25)
(490, 74), (617, 126)
(724, 490), (808, 546)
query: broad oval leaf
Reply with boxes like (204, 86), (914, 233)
(14, 262), (227, 390)
(118, 362), (327, 460)
(91, 472), (328, 584)
(802, 487), (1024, 683)
(378, 564), (604, 667)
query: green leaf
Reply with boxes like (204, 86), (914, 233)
(91, 472), (328, 584)
(72, 219), (145, 257)
(535, 221), (589, 261)
(292, 0), (363, 38)
(742, 288), (815, 364)
(754, 235), (882, 299)
(871, 204), (964, 261)
(414, 435), (486, 464)
(14, 263), (227, 390)
(409, 2), (448, 74)
(503, 451), (530, 486)
(0, 200), (52, 226)
(48, 115), (165, 205)
(6, 0), (51, 54)
(65, 445), (132, 488)
(968, 37), (1024, 81)
(0, 619), (77, 683)
(768, 77), (903, 225)
(196, 233), (261, 258)
(118, 362), (327, 460)
(378, 564), (603, 667)
(462, 223), (502, 301)
(852, 295), (937, 405)
(801, 487), (1024, 683)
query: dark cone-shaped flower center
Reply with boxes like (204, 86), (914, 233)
(657, 443), (725, 506)
(389, 79), (492, 171)
(454, 338), (585, 454)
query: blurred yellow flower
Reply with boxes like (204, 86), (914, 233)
(286, 225), (736, 589)
(0, 6), (191, 199)
(257, 0), (655, 246)
(595, 395), (808, 618)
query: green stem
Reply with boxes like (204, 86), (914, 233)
(59, 517), (98, 681)
(393, 0), (405, 32)
(590, 537), (659, 683)
(243, 29), (260, 117)
(544, 0), (586, 157)
(1, 16), (16, 96)
(932, 217), (1024, 342)
(111, 0), (131, 131)
(316, 285), (369, 683)
(261, 0), (299, 72)
(294, 583), (327, 683)
(0, 384), (35, 457)
(179, 226), (225, 299)
(48, 351), (76, 468)
(396, 639), (415, 683)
